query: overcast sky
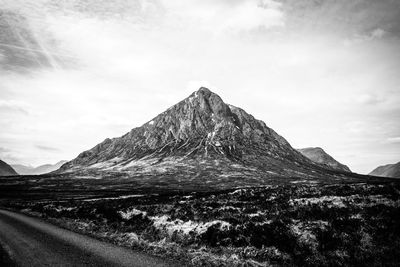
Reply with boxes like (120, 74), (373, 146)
(0, 0), (399, 173)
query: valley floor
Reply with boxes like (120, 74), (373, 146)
(1, 180), (400, 266)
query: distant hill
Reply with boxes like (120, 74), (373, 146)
(0, 159), (18, 176)
(297, 147), (351, 172)
(369, 162), (400, 178)
(12, 160), (68, 175)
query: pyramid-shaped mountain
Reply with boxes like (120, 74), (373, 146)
(59, 88), (352, 186)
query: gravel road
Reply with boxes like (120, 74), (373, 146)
(0, 209), (174, 267)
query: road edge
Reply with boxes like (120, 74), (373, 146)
(0, 237), (17, 267)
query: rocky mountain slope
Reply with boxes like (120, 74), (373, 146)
(59, 88), (356, 186)
(369, 162), (400, 178)
(297, 147), (351, 172)
(0, 159), (18, 176)
(12, 160), (67, 175)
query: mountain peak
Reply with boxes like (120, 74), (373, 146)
(196, 86), (212, 94)
(185, 87), (232, 119)
(60, 87), (334, 182)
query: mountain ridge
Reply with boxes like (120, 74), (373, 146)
(0, 159), (18, 176)
(297, 147), (351, 172)
(369, 162), (400, 178)
(12, 160), (68, 175)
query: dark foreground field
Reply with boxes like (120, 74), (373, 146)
(1, 176), (400, 266)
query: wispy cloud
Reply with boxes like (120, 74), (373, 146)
(35, 145), (60, 152)
(386, 137), (400, 144)
(159, 0), (284, 34)
(280, 0), (400, 37)
(344, 28), (387, 46)
(0, 147), (10, 153)
(0, 0), (399, 173)
(0, 100), (29, 114)
(0, 146), (19, 164)
(356, 93), (385, 105)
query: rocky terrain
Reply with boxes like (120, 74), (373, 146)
(0, 159), (18, 176)
(12, 160), (67, 175)
(369, 161), (400, 178)
(59, 88), (356, 187)
(297, 147), (351, 172)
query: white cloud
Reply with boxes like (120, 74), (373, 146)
(0, 100), (29, 114)
(159, 0), (284, 34)
(371, 28), (386, 39)
(356, 93), (385, 105)
(344, 28), (387, 46)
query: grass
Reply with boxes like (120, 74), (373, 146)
(3, 180), (400, 266)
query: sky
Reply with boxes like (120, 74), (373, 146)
(0, 0), (399, 174)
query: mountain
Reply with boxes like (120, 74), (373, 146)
(369, 162), (400, 178)
(297, 147), (351, 172)
(59, 88), (355, 187)
(12, 160), (68, 175)
(0, 159), (18, 176)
